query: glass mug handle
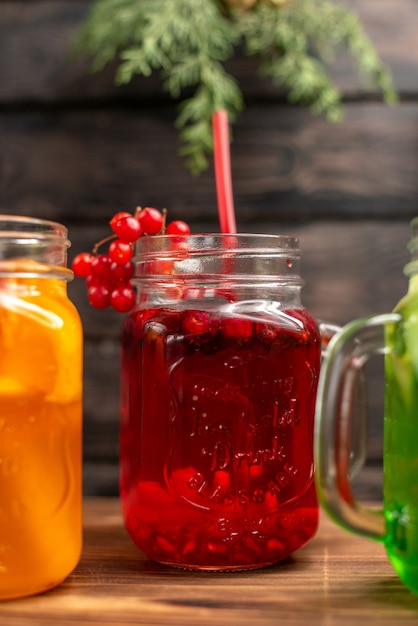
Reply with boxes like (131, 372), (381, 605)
(314, 312), (402, 540)
(318, 320), (367, 477)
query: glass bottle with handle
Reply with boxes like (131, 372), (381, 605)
(121, 233), (331, 571)
(315, 217), (418, 594)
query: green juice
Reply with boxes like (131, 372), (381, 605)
(384, 272), (418, 593)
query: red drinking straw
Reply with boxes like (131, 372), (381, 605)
(212, 109), (237, 234)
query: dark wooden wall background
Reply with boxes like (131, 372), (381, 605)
(1, 0), (417, 498)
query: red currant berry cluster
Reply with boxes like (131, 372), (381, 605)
(72, 207), (190, 312)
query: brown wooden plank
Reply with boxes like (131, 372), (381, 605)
(1, 104), (417, 224)
(0, 497), (414, 625)
(0, 0), (416, 103)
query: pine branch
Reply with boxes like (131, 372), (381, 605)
(84, 0), (243, 173)
(75, 0), (397, 175)
(237, 0), (397, 122)
(74, 0), (155, 71)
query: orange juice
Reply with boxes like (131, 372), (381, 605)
(0, 217), (83, 600)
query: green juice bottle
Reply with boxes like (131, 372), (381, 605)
(384, 217), (418, 592)
(315, 217), (418, 595)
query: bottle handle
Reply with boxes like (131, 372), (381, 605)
(318, 320), (367, 478)
(314, 312), (402, 541)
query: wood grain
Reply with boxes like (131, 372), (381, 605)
(0, 1), (417, 497)
(0, 498), (415, 626)
(0, 104), (417, 224)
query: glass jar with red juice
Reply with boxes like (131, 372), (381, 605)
(120, 233), (321, 570)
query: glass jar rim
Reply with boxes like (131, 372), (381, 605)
(0, 215), (72, 278)
(0, 214), (68, 240)
(133, 232), (303, 286)
(135, 232), (300, 255)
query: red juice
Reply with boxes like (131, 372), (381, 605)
(120, 305), (321, 570)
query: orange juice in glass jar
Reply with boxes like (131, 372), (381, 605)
(0, 215), (83, 600)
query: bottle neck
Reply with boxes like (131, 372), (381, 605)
(0, 215), (72, 281)
(134, 233), (303, 282)
(133, 233), (305, 309)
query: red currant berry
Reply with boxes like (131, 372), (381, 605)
(91, 254), (113, 282)
(138, 207), (164, 235)
(110, 285), (136, 313)
(166, 220), (190, 235)
(183, 311), (211, 335)
(87, 284), (111, 309)
(254, 322), (279, 345)
(108, 240), (133, 265)
(221, 318), (253, 340)
(152, 259), (174, 275)
(111, 215), (142, 242)
(109, 211), (132, 228)
(72, 252), (94, 278)
(86, 274), (100, 288)
(110, 260), (135, 283)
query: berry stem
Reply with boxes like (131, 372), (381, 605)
(92, 233), (117, 255)
(161, 208), (167, 234)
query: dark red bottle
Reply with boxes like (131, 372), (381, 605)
(120, 234), (321, 570)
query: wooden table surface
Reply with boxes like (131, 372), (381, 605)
(1, 498), (418, 625)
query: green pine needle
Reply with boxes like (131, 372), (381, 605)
(75, 0), (397, 174)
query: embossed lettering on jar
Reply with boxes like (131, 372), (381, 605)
(120, 234), (321, 570)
